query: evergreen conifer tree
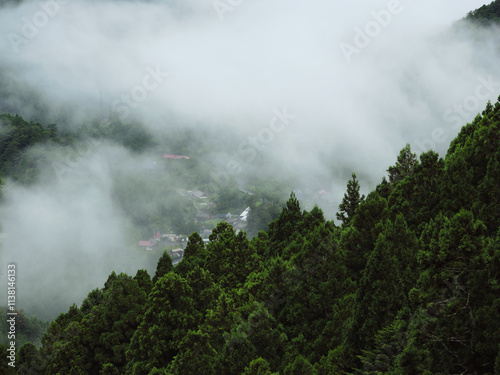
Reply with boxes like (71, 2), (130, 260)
(152, 250), (173, 284)
(337, 173), (365, 226)
(387, 144), (418, 185)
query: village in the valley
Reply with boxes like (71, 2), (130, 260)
(138, 205), (250, 263)
(138, 154), (251, 263)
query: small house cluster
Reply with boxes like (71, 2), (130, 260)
(138, 233), (188, 259)
(196, 206), (250, 234)
(163, 154), (190, 160)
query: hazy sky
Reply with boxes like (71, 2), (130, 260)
(0, 0), (498, 320)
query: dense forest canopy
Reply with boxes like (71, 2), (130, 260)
(465, 0), (500, 24)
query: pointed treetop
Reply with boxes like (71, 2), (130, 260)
(153, 251), (173, 285)
(337, 173), (365, 226)
(387, 143), (418, 185)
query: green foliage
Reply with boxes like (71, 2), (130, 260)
(184, 265), (220, 314)
(387, 143), (418, 185)
(345, 191), (389, 276)
(91, 120), (155, 152)
(268, 192), (304, 255)
(0, 113), (63, 184)
(100, 363), (120, 375)
(243, 357), (277, 375)
(0, 342), (17, 375)
(134, 269), (153, 296)
(283, 354), (315, 375)
(465, 0), (500, 24)
(0, 307), (50, 348)
(126, 272), (201, 374)
(80, 288), (104, 315)
(28, 97), (500, 375)
(441, 98), (500, 235)
(496, 344), (500, 375)
(167, 330), (217, 375)
(247, 201), (282, 236)
(218, 301), (287, 373)
(388, 150), (444, 233)
(35, 273), (148, 374)
(215, 186), (245, 212)
(375, 176), (391, 199)
(205, 221), (260, 288)
(410, 210), (499, 373)
(152, 250), (173, 284)
(337, 173), (365, 226)
(345, 215), (418, 360)
(175, 232), (207, 276)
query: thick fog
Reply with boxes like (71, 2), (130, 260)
(0, 0), (499, 320)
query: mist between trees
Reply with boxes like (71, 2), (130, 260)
(0, 0), (500, 373)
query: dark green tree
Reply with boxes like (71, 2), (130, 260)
(375, 176), (391, 199)
(283, 354), (315, 375)
(0, 113), (67, 184)
(100, 363), (120, 375)
(475, 147), (500, 235)
(412, 210), (498, 373)
(242, 357), (277, 375)
(205, 221), (259, 288)
(268, 192), (304, 255)
(337, 173), (365, 226)
(174, 231), (206, 276)
(387, 144), (418, 185)
(247, 202), (282, 236)
(168, 330), (218, 375)
(152, 250), (173, 284)
(465, 0), (500, 24)
(344, 191), (389, 276)
(387, 150), (444, 233)
(39, 304), (83, 373)
(126, 272), (201, 374)
(134, 269), (153, 296)
(218, 301), (287, 374)
(345, 215), (418, 363)
(80, 288), (104, 315)
(39, 273), (147, 374)
(185, 265), (219, 314)
(17, 342), (44, 374)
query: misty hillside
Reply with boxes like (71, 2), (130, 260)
(465, 0), (500, 24)
(2, 96), (499, 375)
(1, 0), (500, 374)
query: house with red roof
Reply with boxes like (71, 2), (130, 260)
(139, 240), (155, 251)
(163, 154), (190, 160)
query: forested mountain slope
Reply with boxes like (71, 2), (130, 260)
(4, 96), (499, 374)
(465, 0), (500, 25)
